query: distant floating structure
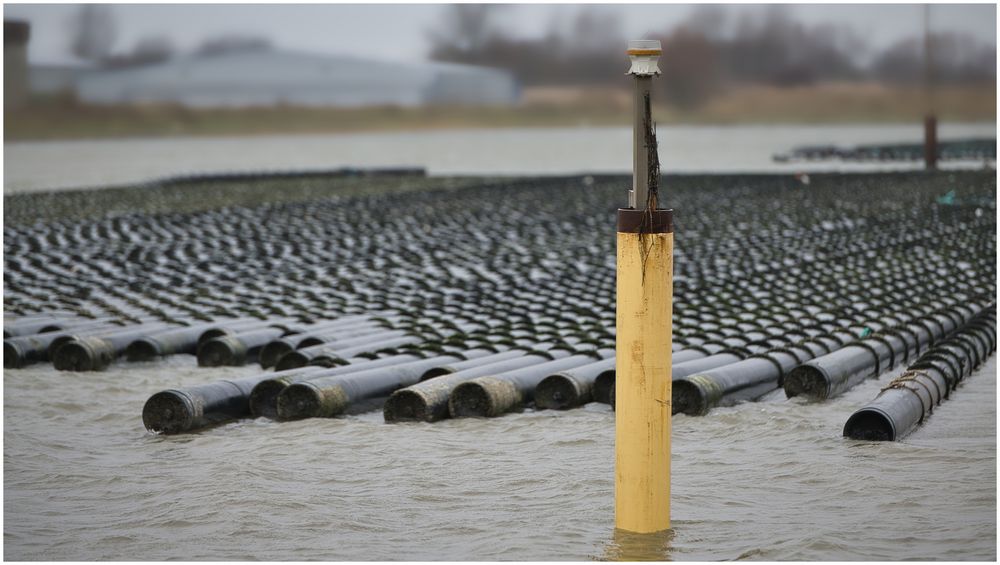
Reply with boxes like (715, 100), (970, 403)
(70, 47), (520, 108)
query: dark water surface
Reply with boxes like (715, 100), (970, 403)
(4, 354), (995, 560)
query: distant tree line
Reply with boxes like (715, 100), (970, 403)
(69, 5), (272, 69)
(428, 5), (997, 109)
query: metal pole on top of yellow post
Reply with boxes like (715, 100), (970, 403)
(615, 39), (673, 535)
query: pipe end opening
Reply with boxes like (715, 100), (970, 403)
(142, 391), (194, 434)
(384, 389), (431, 422)
(843, 409), (896, 441)
(52, 340), (106, 372)
(672, 379), (708, 416)
(783, 365), (830, 400)
(274, 351), (309, 371)
(593, 370), (615, 404)
(248, 379), (288, 419)
(125, 339), (160, 362)
(197, 337), (244, 367)
(449, 380), (506, 418)
(4, 341), (25, 369)
(276, 383), (325, 420)
(535, 374), (585, 410)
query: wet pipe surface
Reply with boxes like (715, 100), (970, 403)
(5, 169), (996, 559)
(4, 170), (996, 432)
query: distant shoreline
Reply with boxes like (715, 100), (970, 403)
(6, 83), (995, 142)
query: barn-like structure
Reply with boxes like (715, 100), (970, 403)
(74, 48), (520, 107)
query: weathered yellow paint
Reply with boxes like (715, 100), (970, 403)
(615, 230), (673, 533)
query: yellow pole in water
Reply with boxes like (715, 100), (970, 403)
(615, 39), (673, 534)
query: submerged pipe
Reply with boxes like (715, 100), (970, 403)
(277, 349), (497, 420)
(844, 310), (996, 441)
(450, 349), (612, 417)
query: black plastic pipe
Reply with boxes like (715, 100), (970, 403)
(535, 357), (616, 409)
(197, 327), (287, 367)
(844, 310), (996, 441)
(248, 354), (424, 418)
(785, 303), (981, 400)
(591, 350), (746, 407)
(673, 336), (841, 415)
(51, 322), (174, 371)
(4, 321), (121, 368)
(384, 346), (575, 423)
(125, 323), (221, 362)
(277, 349), (497, 420)
(258, 321), (391, 368)
(449, 349), (612, 417)
(272, 331), (417, 370)
(143, 372), (290, 434)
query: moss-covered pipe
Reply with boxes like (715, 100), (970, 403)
(535, 357), (616, 410)
(384, 347), (575, 423)
(197, 327), (287, 367)
(248, 354), (425, 418)
(450, 349), (612, 417)
(143, 372), (288, 434)
(4, 321), (121, 368)
(51, 322), (174, 371)
(274, 333), (421, 370)
(672, 335), (840, 416)
(592, 351), (746, 407)
(196, 318), (296, 348)
(258, 323), (388, 368)
(125, 323), (221, 362)
(277, 349), (497, 420)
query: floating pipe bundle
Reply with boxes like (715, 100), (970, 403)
(51, 322), (174, 371)
(843, 307), (997, 441)
(673, 333), (853, 416)
(247, 354), (420, 418)
(2, 171), (995, 432)
(450, 349), (612, 418)
(535, 357), (616, 410)
(784, 299), (990, 401)
(142, 371), (291, 434)
(384, 344), (578, 422)
(277, 349), (496, 420)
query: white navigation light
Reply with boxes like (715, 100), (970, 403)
(626, 39), (662, 76)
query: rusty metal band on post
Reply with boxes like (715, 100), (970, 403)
(626, 49), (662, 56)
(617, 209), (674, 234)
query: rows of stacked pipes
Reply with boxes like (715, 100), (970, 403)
(4, 171), (996, 437)
(773, 137), (996, 163)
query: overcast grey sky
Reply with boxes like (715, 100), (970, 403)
(5, 3), (996, 65)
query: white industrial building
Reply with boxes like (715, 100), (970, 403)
(73, 48), (520, 107)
